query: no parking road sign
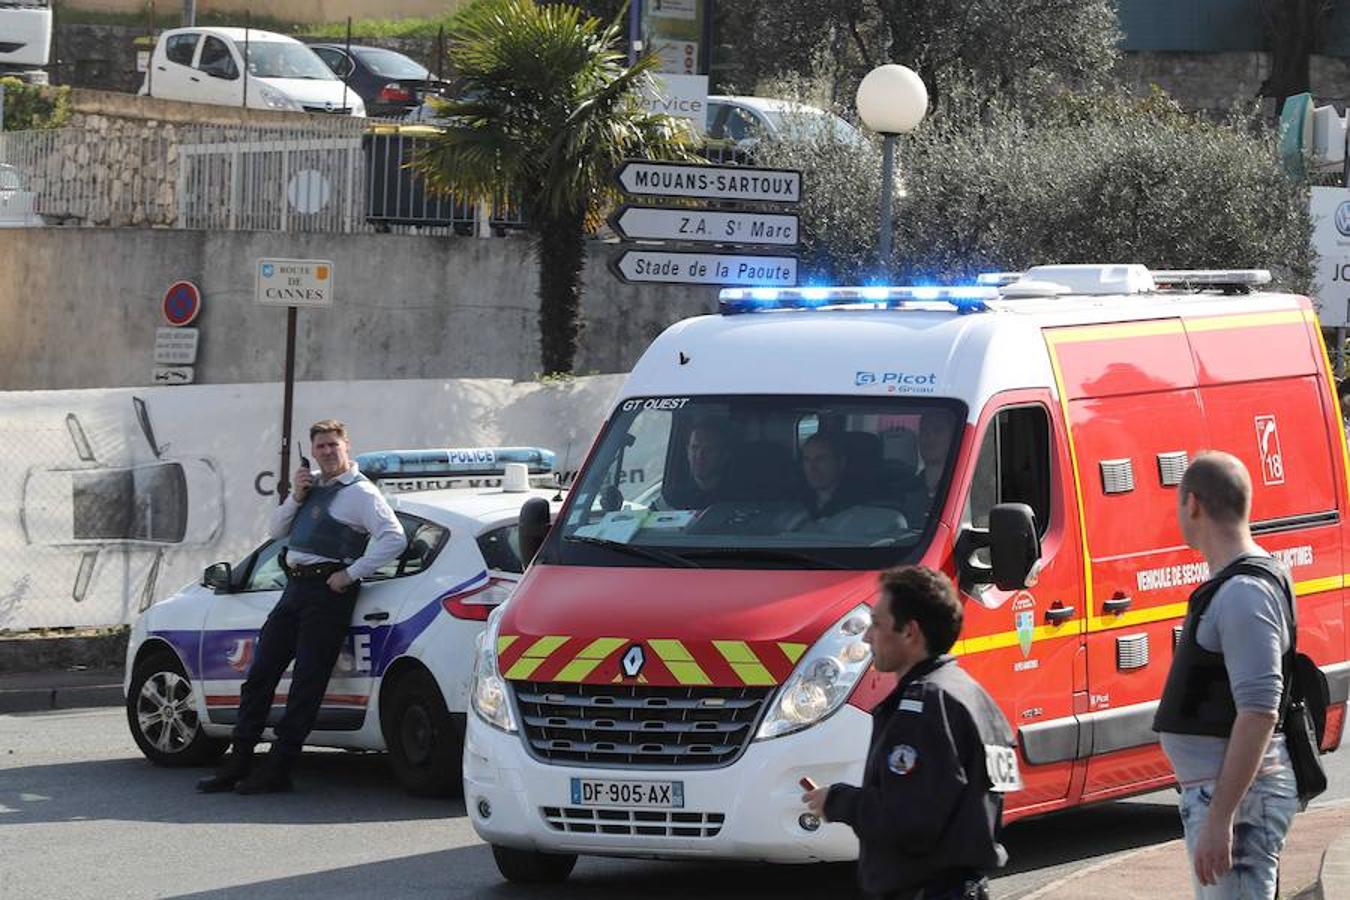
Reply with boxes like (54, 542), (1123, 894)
(162, 280), (202, 327)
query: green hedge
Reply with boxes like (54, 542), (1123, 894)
(0, 79), (72, 131)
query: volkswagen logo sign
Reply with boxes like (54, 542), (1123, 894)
(1336, 201), (1350, 237)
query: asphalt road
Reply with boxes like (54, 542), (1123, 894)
(2, 707), (1348, 900)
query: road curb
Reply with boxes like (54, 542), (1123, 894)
(0, 671), (124, 714)
(0, 630), (128, 674)
(1316, 828), (1350, 900)
(1020, 799), (1350, 899)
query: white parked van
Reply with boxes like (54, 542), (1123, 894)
(138, 27), (366, 117)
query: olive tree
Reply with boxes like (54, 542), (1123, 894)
(754, 90), (1313, 291)
(715, 0), (1119, 109)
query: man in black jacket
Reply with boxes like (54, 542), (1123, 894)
(803, 565), (1018, 900)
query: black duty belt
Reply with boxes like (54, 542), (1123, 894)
(286, 561), (346, 580)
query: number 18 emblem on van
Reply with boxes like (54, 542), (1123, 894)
(1254, 414), (1285, 486)
(1013, 592), (1036, 658)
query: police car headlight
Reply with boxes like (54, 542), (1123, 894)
(471, 605), (517, 733)
(756, 605), (872, 740)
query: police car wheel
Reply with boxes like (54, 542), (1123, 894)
(126, 651), (228, 767)
(383, 669), (462, 797)
(490, 845), (577, 884)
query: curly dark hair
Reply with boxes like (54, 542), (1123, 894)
(878, 565), (963, 655)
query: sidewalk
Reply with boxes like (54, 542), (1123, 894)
(0, 668), (123, 714)
(1023, 799), (1350, 900)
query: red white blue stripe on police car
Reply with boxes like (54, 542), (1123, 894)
(147, 569), (491, 718)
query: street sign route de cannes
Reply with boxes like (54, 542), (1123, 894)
(611, 249), (797, 286)
(255, 258), (334, 308)
(610, 205), (799, 245)
(615, 161), (801, 203)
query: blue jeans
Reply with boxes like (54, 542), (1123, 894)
(1178, 767), (1299, 900)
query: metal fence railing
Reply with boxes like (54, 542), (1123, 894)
(0, 121), (526, 235)
(0, 119), (752, 237)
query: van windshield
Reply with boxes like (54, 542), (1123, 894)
(553, 395), (964, 570)
(239, 41), (336, 80)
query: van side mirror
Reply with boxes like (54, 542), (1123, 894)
(956, 503), (1041, 591)
(518, 497), (552, 567)
(989, 503), (1041, 590)
(202, 562), (232, 593)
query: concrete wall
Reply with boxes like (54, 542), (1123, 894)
(1115, 51), (1350, 113)
(0, 228), (717, 390)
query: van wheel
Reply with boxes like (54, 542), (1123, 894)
(126, 650), (227, 767)
(491, 845), (577, 883)
(384, 669), (462, 797)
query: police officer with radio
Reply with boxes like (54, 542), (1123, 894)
(197, 419), (405, 795)
(803, 566), (1018, 900)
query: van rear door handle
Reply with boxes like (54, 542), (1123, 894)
(1104, 595), (1132, 614)
(189, 75), (200, 82)
(363, 611), (390, 622)
(1044, 605), (1076, 623)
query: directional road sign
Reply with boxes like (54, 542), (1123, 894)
(614, 160), (801, 203)
(609, 205), (799, 246)
(610, 249), (797, 287)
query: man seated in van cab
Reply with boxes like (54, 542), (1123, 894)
(799, 432), (864, 518)
(663, 421), (735, 510)
(901, 411), (956, 523)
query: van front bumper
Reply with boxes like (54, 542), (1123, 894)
(463, 704), (869, 863)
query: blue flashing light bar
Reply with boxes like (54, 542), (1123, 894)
(357, 446), (556, 481)
(718, 285), (998, 316)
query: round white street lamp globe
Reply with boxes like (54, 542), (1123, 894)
(855, 64), (929, 135)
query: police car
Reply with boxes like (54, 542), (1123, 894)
(124, 447), (561, 796)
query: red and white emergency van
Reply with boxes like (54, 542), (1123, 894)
(464, 264), (1350, 883)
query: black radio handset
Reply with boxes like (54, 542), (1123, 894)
(298, 441), (310, 471)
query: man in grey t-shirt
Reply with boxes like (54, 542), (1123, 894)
(1155, 452), (1298, 899)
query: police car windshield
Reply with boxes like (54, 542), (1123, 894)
(554, 395), (964, 570)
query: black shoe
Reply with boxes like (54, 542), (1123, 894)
(196, 747), (254, 793)
(234, 753), (294, 795)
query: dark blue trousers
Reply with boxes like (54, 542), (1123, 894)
(232, 576), (359, 755)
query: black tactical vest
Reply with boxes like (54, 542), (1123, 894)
(1153, 554), (1294, 737)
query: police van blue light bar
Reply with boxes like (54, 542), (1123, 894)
(357, 447), (556, 481)
(718, 285), (998, 315)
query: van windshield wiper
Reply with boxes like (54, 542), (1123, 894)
(676, 547), (849, 569)
(564, 535), (700, 568)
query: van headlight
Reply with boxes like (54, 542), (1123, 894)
(258, 85), (301, 111)
(471, 605), (517, 733)
(756, 605), (872, 740)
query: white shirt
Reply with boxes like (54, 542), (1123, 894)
(267, 462), (405, 582)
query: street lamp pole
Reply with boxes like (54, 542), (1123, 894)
(879, 134), (896, 266)
(855, 65), (929, 276)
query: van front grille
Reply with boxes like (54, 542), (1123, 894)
(513, 681), (772, 768)
(541, 806), (725, 837)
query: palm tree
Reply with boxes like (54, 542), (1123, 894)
(415, 0), (697, 375)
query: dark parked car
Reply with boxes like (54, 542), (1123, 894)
(309, 43), (444, 118)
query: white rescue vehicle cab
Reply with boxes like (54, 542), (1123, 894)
(124, 447), (561, 796)
(466, 266), (1350, 883)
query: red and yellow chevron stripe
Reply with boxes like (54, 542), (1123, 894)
(496, 634), (808, 687)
